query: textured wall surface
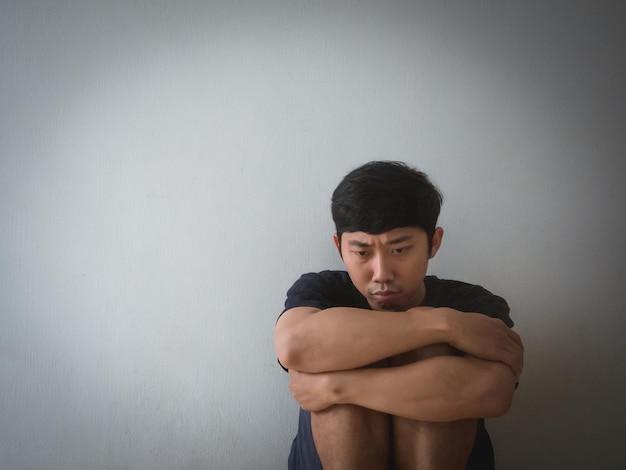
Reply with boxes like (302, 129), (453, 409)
(1, 1), (624, 469)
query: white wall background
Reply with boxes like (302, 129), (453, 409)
(1, 1), (624, 469)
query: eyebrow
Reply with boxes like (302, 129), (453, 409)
(346, 235), (414, 248)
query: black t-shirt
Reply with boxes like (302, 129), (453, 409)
(284, 270), (513, 327)
(281, 270), (514, 470)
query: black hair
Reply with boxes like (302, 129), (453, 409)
(331, 161), (443, 249)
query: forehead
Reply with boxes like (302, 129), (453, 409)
(341, 227), (426, 246)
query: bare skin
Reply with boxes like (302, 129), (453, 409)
(392, 417), (477, 470)
(308, 344), (478, 469)
(312, 405), (390, 470)
(390, 344), (476, 470)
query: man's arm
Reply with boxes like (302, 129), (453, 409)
(288, 354), (517, 422)
(274, 306), (523, 376)
(275, 306), (446, 373)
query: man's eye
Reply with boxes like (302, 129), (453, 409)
(393, 247), (408, 254)
(353, 251), (368, 257)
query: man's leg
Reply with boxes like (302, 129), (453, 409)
(311, 404), (390, 470)
(392, 416), (477, 470)
(390, 344), (477, 470)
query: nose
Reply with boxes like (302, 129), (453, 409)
(372, 254), (393, 284)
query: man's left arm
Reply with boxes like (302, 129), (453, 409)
(289, 353), (517, 423)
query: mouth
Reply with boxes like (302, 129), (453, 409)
(371, 290), (400, 301)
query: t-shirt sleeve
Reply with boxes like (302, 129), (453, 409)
(283, 272), (338, 311)
(426, 278), (514, 327)
(281, 271), (367, 315)
(454, 284), (513, 327)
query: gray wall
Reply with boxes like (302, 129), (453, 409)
(1, 1), (624, 469)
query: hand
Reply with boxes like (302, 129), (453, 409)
(288, 369), (338, 412)
(446, 310), (524, 380)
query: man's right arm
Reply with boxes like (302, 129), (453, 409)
(274, 306), (523, 376)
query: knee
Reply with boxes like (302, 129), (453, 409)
(312, 405), (391, 467)
(313, 403), (385, 423)
(312, 404), (389, 436)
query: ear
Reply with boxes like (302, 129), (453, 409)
(429, 227), (444, 259)
(333, 233), (343, 258)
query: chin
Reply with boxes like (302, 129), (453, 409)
(372, 301), (404, 312)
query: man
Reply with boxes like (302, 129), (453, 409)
(274, 161), (523, 469)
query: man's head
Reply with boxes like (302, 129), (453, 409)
(331, 161), (444, 311)
(331, 161), (443, 252)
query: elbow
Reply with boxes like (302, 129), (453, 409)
(482, 388), (514, 418)
(274, 327), (305, 371)
(480, 364), (516, 418)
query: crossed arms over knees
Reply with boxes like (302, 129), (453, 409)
(274, 305), (523, 422)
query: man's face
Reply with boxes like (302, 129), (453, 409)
(334, 226), (443, 311)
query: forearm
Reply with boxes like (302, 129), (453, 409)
(333, 355), (517, 422)
(276, 305), (524, 377)
(275, 306), (448, 373)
